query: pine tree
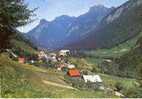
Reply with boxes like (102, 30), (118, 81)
(0, 0), (34, 50)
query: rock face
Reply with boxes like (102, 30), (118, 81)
(27, 5), (112, 50)
(106, 7), (124, 23)
(67, 0), (142, 49)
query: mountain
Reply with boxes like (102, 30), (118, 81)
(63, 6), (113, 46)
(38, 15), (76, 49)
(28, 19), (50, 40)
(27, 5), (112, 49)
(68, 0), (142, 49)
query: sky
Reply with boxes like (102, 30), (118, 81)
(18, 0), (128, 33)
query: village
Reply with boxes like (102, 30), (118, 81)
(6, 48), (124, 97)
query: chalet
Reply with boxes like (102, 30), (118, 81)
(59, 50), (70, 56)
(68, 69), (81, 77)
(49, 53), (57, 62)
(49, 53), (57, 57)
(57, 63), (67, 69)
(30, 60), (35, 64)
(104, 59), (112, 63)
(38, 51), (47, 60)
(56, 55), (64, 62)
(83, 75), (103, 83)
(67, 64), (75, 69)
(18, 57), (25, 64)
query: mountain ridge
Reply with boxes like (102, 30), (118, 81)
(27, 5), (113, 50)
(66, 0), (142, 49)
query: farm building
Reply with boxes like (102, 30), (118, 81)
(18, 57), (25, 64)
(104, 59), (112, 63)
(83, 75), (102, 83)
(49, 53), (57, 62)
(67, 64), (75, 69)
(59, 50), (70, 56)
(38, 51), (47, 60)
(57, 63), (67, 69)
(68, 69), (81, 77)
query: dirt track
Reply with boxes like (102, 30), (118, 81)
(42, 80), (77, 90)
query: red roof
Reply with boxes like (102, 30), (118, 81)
(68, 69), (80, 77)
(18, 57), (25, 64)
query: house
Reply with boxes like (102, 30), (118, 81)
(56, 55), (64, 62)
(38, 51), (47, 60)
(18, 57), (25, 64)
(29, 54), (39, 62)
(57, 63), (67, 69)
(104, 59), (112, 63)
(49, 53), (57, 57)
(57, 68), (62, 71)
(67, 64), (75, 69)
(83, 75), (103, 83)
(59, 50), (70, 56)
(30, 60), (35, 64)
(49, 53), (57, 62)
(68, 69), (81, 77)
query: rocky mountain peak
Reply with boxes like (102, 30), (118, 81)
(39, 19), (49, 25)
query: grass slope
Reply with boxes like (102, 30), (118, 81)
(85, 32), (142, 58)
(84, 32), (142, 67)
(10, 33), (37, 54)
(1, 54), (118, 98)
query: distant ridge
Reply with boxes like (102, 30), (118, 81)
(66, 0), (142, 49)
(27, 5), (112, 50)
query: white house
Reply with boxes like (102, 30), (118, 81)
(67, 64), (75, 69)
(49, 53), (57, 62)
(83, 75), (103, 83)
(49, 53), (57, 57)
(104, 59), (112, 63)
(59, 50), (70, 56)
(38, 51), (47, 60)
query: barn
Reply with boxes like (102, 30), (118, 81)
(68, 69), (80, 77)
